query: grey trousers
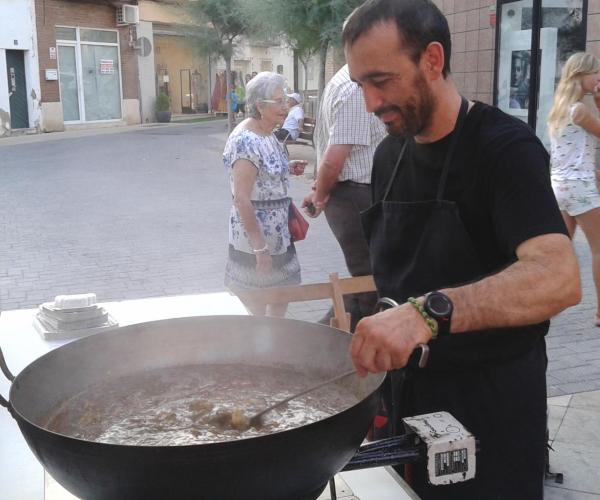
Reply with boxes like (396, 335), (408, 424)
(324, 181), (377, 330)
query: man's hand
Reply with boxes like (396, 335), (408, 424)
(350, 303), (433, 376)
(301, 190), (328, 218)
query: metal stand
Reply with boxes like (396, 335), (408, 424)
(327, 412), (479, 500)
(545, 427), (564, 484)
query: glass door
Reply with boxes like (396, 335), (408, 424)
(81, 45), (122, 121)
(536, 0), (586, 146)
(495, 0), (586, 148)
(496, 0), (534, 125)
(57, 27), (123, 123)
(58, 45), (80, 122)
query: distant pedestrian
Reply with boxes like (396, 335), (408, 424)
(302, 64), (386, 330)
(230, 89), (238, 114)
(223, 72), (307, 317)
(548, 52), (600, 326)
(274, 93), (304, 142)
(236, 84), (246, 116)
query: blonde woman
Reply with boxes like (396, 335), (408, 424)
(548, 52), (600, 325)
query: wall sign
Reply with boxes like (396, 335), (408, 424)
(49, 47), (57, 60)
(100, 59), (115, 75)
(45, 69), (58, 81)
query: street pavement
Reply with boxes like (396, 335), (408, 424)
(1, 120), (599, 398)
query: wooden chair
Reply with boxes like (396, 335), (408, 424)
(281, 117), (315, 147)
(232, 273), (377, 332)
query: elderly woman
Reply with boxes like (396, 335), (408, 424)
(223, 72), (307, 317)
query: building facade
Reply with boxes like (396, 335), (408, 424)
(436, 0), (599, 148)
(0, 0), (42, 136)
(138, 0), (210, 121)
(138, 0), (296, 118)
(34, 0), (141, 132)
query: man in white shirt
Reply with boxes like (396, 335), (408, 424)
(274, 93), (305, 142)
(302, 65), (387, 329)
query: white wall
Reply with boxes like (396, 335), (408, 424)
(0, 51), (10, 134)
(136, 20), (156, 123)
(0, 0), (34, 50)
(267, 46), (295, 90)
(0, 0), (41, 133)
(212, 38), (295, 96)
(297, 56), (320, 92)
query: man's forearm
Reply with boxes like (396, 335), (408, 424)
(314, 144), (353, 203)
(314, 162), (342, 203)
(442, 234), (581, 333)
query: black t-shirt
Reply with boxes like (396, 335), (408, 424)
(371, 102), (567, 276)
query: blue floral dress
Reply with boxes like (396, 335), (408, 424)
(223, 128), (301, 289)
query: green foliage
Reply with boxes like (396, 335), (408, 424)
(246, 0), (363, 93)
(248, 0), (363, 55)
(155, 91), (170, 112)
(187, 0), (249, 60)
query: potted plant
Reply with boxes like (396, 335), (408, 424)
(155, 91), (171, 123)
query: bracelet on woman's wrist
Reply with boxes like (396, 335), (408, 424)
(407, 297), (438, 339)
(252, 243), (269, 255)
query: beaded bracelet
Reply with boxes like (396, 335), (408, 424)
(407, 297), (438, 340)
(252, 244), (269, 255)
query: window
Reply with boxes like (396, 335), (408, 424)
(56, 27), (122, 122)
(495, 0), (587, 147)
(80, 29), (118, 44)
(56, 27), (76, 41)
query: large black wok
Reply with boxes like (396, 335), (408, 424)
(0, 315), (385, 500)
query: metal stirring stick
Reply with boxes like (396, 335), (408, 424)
(245, 369), (357, 429)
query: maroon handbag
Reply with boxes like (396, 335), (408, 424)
(288, 202), (309, 242)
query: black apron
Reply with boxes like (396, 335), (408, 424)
(361, 99), (547, 499)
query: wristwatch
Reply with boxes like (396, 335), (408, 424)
(423, 292), (453, 336)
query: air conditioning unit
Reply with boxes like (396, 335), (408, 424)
(116, 5), (139, 26)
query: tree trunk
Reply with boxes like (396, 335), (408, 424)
(293, 49), (299, 92)
(318, 42), (328, 101)
(301, 60), (309, 94)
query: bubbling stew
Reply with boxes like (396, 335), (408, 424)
(45, 364), (360, 446)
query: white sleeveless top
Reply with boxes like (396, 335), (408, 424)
(550, 103), (598, 181)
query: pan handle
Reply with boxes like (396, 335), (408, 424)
(375, 297), (430, 368)
(0, 346), (15, 409)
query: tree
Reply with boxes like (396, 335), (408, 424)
(249, 0), (363, 97)
(187, 0), (249, 133)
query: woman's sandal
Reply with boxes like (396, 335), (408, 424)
(595, 314), (600, 327)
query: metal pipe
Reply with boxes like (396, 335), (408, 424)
(0, 346), (15, 409)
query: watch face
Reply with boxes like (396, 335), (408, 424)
(428, 293), (452, 316)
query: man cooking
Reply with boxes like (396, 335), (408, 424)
(342, 0), (581, 498)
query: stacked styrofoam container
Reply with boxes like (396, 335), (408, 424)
(33, 293), (118, 340)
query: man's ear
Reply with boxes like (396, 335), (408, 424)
(421, 42), (445, 80)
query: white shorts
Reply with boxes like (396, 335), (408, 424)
(551, 177), (600, 217)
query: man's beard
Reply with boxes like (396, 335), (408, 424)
(375, 71), (435, 137)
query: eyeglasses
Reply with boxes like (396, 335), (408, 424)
(260, 99), (287, 106)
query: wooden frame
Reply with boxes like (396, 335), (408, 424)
(232, 273), (377, 332)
